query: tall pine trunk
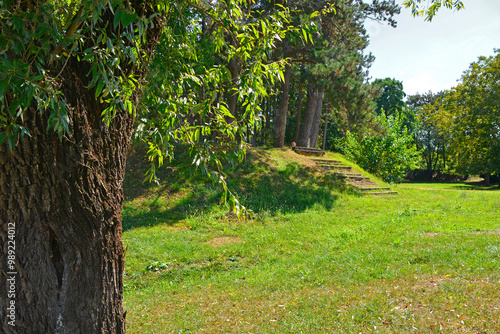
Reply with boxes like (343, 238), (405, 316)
(227, 57), (240, 118)
(274, 39), (291, 148)
(297, 84), (319, 147)
(309, 89), (324, 148)
(322, 115), (328, 151)
(293, 81), (304, 143)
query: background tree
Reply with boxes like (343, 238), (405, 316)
(372, 77), (417, 135)
(436, 50), (500, 185)
(372, 77), (406, 117)
(342, 111), (420, 182)
(407, 91), (447, 171)
(273, 0), (400, 149)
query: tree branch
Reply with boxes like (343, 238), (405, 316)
(50, 5), (84, 59)
(187, 1), (240, 48)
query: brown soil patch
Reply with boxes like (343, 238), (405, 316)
(410, 276), (450, 292)
(422, 232), (441, 237)
(205, 236), (243, 247)
(471, 230), (500, 236)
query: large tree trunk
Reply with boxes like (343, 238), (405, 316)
(0, 3), (162, 332)
(293, 81), (304, 144)
(1, 71), (134, 333)
(274, 39), (292, 148)
(309, 89), (324, 148)
(297, 84), (319, 147)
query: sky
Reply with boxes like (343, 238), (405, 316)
(364, 0), (500, 96)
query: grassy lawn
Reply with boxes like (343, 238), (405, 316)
(122, 148), (500, 333)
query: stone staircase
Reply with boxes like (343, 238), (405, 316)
(312, 158), (398, 195)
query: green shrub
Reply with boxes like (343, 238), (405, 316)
(343, 112), (420, 182)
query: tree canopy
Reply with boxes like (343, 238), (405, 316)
(372, 77), (406, 117)
(436, 50), (500, 182)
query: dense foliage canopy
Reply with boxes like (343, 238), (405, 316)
(436, 50), (500, 180)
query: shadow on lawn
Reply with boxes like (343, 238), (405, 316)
(405, 180), (499, 191)
(122, 148), (350, 231)
(227, 160), (347, 214)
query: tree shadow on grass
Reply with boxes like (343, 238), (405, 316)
(122, 184), (220, 231)
(455, 180), (500, 191)
(122, 149), (354, 231)
(227, 161), (348, 214)
(405, 180), (499, 191)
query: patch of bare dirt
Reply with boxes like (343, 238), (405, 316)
(411, 276), (450, 292)
(205, 236), (243, 247)
(471, 230), (500, 236)
(422, 232), (442, 237)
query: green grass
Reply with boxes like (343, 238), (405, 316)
(122, 148), (500, 333)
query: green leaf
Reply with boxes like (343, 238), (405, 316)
(302, 28), (308, 44)
(278, 69), (284, 83)
(261, 20), (266, 36)
(219, 105), (234, 119)
(121, 12), (138, 27)
(95, 79), (104, 98)
(113, 7), (122, 29)
(0, 132), (6, 146)
(7, 134), (16, 151)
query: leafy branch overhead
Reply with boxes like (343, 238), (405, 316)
(403, 0), (464, 21)
(0, 0), (322, 216)
(0, 0), (161, 148)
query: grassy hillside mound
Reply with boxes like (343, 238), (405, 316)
(123, 147), (386, 227)
(122, 147), (500, 333)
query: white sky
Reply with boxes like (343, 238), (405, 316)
(364, 0), (500, 96)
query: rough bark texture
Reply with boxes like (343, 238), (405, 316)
(322, 115), (328, 151)
(274, 39), (292, 148)
(0, 3), (162, 332)
(293, 81), (304, 143)
(310, 89), (324, 148)
(297, 84), (319, 147)
(0, 73), (134, 333)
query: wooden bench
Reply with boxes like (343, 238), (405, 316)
(292, 146), (325, 157)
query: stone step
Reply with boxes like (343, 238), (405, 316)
(365, 191), (399, 195)
(312, 159), (343, 164)
(308, 156), (398, 196)
(358, 187), (391, 191)
(341, 175), (369, 180)
(322, 165), (352, 170)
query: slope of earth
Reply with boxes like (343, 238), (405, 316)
(122, 147), (500, 333)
